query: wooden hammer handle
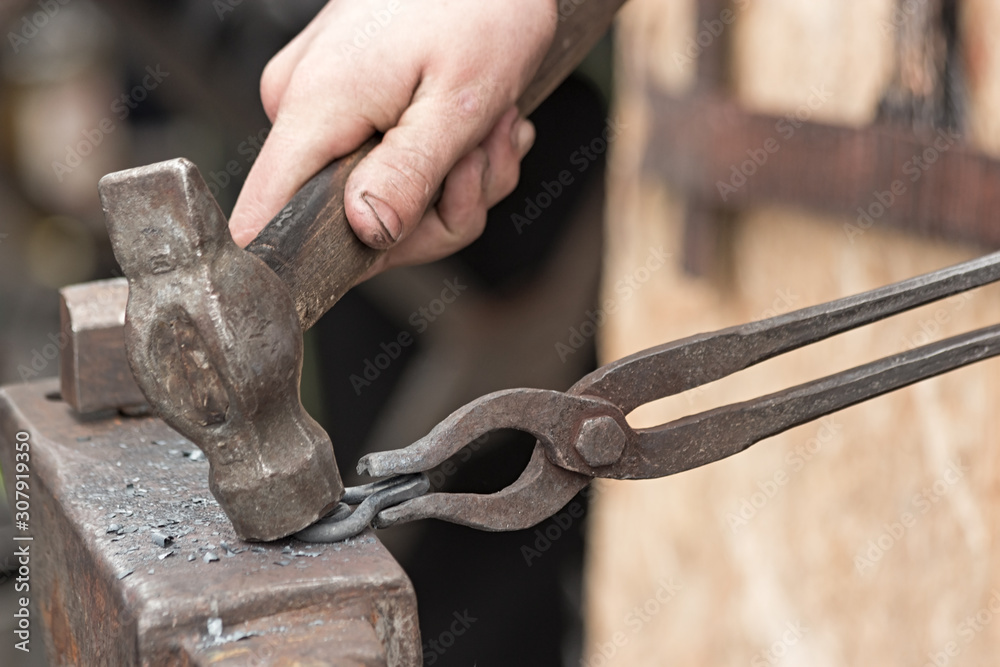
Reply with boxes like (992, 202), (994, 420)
(246, 0), (626, 330)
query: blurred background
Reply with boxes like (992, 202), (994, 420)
(4, 0), (1000, 666)
(0, 1), (612, 665)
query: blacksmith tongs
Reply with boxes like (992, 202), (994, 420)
(296, 249), (1000, 542)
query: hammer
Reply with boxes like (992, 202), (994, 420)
(101, 0), (625, 542)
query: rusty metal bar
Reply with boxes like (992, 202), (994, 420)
(643, 91), (1000, 249)
(0, 379), (420, 666)
(59, 278), (146, 415)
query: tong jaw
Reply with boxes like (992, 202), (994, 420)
(357, 388), (623, 531)
(359, 388), (630, 477)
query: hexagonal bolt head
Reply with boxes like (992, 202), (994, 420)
(574, 415), (627, 468)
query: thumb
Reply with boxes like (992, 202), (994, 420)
(344, 88), (505, 249)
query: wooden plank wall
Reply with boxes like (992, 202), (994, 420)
(585, 1), (1000, 665)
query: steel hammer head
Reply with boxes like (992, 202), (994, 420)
(100, 158), (343, 541)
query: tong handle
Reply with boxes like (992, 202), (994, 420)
(574, 249), (1000, 413)
(592, 323), (1000, 480)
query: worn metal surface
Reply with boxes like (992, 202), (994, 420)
(0, 379), (420, 666)
(59, 278), (146, 415)
(353, 249), (1000, 533)
(101, 160), (343, 542)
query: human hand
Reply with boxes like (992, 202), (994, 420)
(229, 0), (556, 276)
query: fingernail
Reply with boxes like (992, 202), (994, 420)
(511, 118), (536, 157)
(361, 193), (402, 247)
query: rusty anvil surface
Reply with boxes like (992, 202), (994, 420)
(0, 379), (420, 666)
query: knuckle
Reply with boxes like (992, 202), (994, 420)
(259, 59), (285, 119)
(437, 185), (487, 246)
(453, 86), (487, 119)
(449, 207), (488, 246)
(381, 145), (440, 214)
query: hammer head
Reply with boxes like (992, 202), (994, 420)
(101, 158), (342, 541)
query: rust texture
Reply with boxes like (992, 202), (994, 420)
(101, 160), (343, 542)
(644, 90), (1000, 249)
(0, 379), (420, 666)
(352, 250), (1000, 533)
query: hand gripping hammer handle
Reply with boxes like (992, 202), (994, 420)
(247, 0), (626, 331)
